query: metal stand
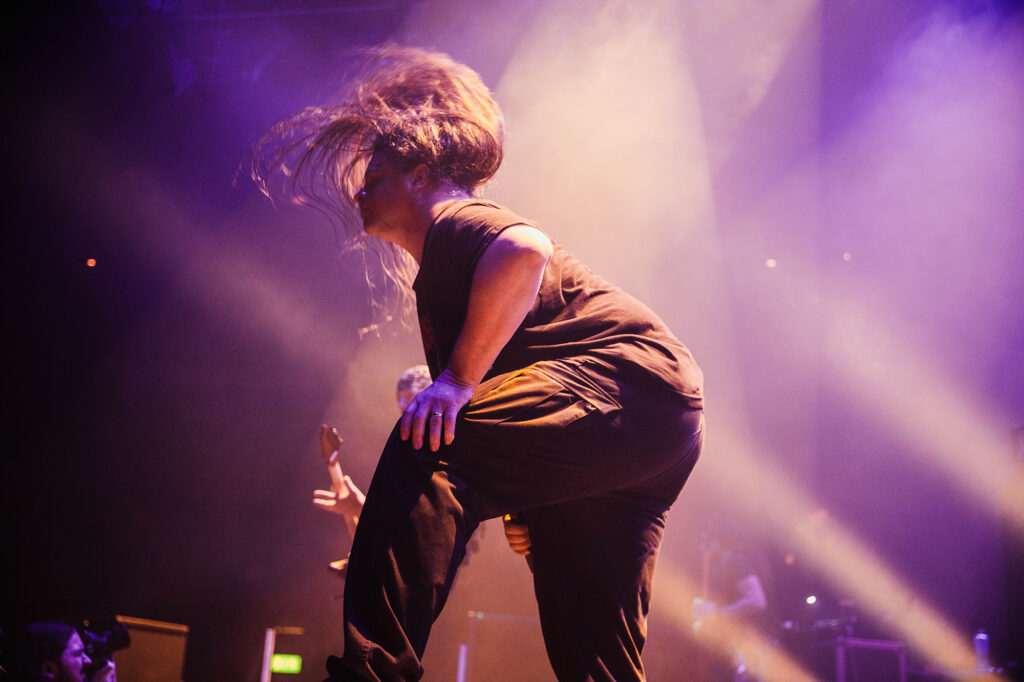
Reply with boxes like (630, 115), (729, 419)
(259, 626), (305, 682)
(456, 610), (542, 682)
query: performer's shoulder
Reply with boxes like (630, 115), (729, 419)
(447, 198), (536, 230)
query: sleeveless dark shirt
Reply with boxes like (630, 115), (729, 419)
(413, 200), (703, 408)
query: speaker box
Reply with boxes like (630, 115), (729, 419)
(835, 636), (907, 682)
(113, 615), (189, 682)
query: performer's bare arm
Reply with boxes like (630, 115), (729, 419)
(694, 574), (768, 620)
(720, 574), (767, 615)
(401, 224), (553, 452)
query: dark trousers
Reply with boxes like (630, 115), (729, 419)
(326, 358), (704, 682)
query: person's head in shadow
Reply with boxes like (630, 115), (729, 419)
(4, 622), (90, 682)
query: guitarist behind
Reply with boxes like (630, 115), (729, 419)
(691, 521), (773, 681)
(312, 424), (367, 574)
(311, 365), (432, 575)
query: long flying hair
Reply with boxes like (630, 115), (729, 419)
(249, 44), (505, 332)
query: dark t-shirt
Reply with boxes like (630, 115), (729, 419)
(413, 200), (703, 407)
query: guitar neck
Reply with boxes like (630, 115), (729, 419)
(327, 459), (346, 494)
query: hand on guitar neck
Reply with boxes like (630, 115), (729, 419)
(311, 406), (534, 577)
(312, 424), (366, 541)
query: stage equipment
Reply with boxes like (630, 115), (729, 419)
(112, 615), (189, 682)
(835, 635), (907, 682)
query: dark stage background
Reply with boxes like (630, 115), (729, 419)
(4, 1), (1023, 680)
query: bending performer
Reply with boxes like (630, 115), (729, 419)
(255, 45), (705, 682)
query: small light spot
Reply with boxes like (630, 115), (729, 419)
(806, 595), (817, 605)
(86, 258), (97, 267)
(785, 554), (796, 566)
(843, 252), (853, 261)
(765, 258), (777, 268)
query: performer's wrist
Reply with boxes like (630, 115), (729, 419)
(438, 366), (478, 391)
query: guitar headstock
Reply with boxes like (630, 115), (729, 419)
(319, 424), (344, 463)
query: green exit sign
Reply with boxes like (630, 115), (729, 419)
(271, 654), (302, 674)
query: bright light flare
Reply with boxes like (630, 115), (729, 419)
(491, 0), (711, 300)
(825, 294), (1024, 535)
(655, 565), (820, 682)
(703, 425), (980, 673)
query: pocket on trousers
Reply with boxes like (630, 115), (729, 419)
(465, 361), (621, 429)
